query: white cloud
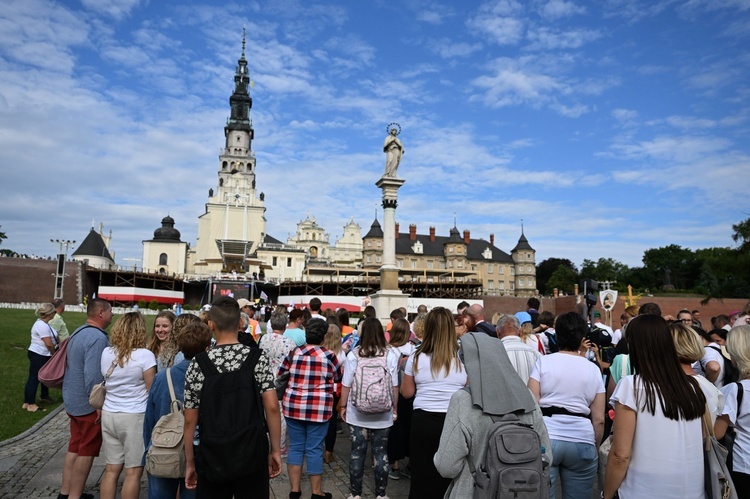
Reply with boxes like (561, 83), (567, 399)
(429, 39), (484, 59)
(539, 0), (587, 19)
(612, 108), (638, 122)
(525, 26), (601, 50)
(80, 0), (142, 19)
(471, 57), (562, 108)
(467, 0), (526, 45)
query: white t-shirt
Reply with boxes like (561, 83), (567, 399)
(610, 376), (703, 499)
(404, 352), (467, 413)
(342, 348), (398, 429)
(700, 342), (725, 389)
(693, 374), (724, 425)
(100, 347), (157, 413)
(390, 342), (415, 359)
(720, 380), (750, 474)
(612, 328), (623, 346)
(529, 353), (604, 445)
(29, 319), (57, 357)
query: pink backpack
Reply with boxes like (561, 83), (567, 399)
(350, 349), (393, 414)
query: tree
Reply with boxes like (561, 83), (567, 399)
(733, 217), (750, 252)
(0, 226), (6, 246)
(546, 266), (578, 295)
(579, 257), (631, 289)
(642, 244), (701, 290)
(536, 258), (578, 295)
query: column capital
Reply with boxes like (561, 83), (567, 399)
(382, 199), (398, 209)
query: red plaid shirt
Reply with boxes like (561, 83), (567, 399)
(279, 345), (340, 423)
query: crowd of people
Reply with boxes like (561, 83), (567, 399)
(19, 295), (750, 498)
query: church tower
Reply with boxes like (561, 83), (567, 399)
(187, 30), (267, 275)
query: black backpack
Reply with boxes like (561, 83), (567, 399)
(707, 346), (740, 386)
(194, 349), (268, 482)
(543, 331), (559, 353)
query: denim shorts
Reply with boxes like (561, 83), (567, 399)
(286, 418), (328, 475)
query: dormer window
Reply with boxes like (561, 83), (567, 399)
(482, 247), (492, 259)
(412, 241), (423, 254)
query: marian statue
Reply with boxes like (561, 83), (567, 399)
(383, 124), (404, 177)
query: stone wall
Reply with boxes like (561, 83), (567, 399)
(0, 257), (82, 304)
(484, 293), (748, 328)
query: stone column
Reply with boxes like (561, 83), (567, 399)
(376, 176), (405, 290)
(371, 176), (408, 323)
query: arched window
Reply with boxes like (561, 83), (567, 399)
(159, 253), (168, 265)
(159, 267), (166, 274)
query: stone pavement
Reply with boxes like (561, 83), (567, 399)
(0, 406), (410, 499)
(0, 407), (598, 499)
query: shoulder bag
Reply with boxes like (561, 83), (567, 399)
(702, 404), (738, 499)
(89, 360), (117, 410)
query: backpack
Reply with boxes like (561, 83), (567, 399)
(468, 413), (550, 499)
(542, 331), (558, 354)
(146, 368), (185, 479)
(707, 346), (740, 386)
(350, 348), (393, 414)
(194, 348), (268, 482)
(39, 325), (97, 388)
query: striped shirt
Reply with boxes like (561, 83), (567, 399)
(501, 336), (541, 385)
(278, 345), (340, 423)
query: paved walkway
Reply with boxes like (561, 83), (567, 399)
(0, 407), (599, 499)
(0, 406), (411, 499)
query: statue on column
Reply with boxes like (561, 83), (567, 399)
(383, 123), (404, 178)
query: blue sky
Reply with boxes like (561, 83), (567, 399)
(1, 0), (749, 269)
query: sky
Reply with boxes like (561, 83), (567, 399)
(1, 0), (749, 270)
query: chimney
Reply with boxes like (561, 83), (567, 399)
(490, 233), (495, 246)
(429, 226), (436, 242)
(463, 229), (470, 245)
(395, 222), (399, 239)
(409, 224), (417, 241)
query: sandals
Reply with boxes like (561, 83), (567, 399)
(24, 404), (47, 413)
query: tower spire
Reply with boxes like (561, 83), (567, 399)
(226, 28), (253, 133)
(242, 25), (246, 58)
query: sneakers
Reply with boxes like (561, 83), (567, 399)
(388, 468), (400, 480)
(376, 496), (391, 499)
(346, 496), (361, 499)
(400, 465), (411, 478)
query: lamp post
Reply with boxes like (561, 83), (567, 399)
(51, 239), (75, 300)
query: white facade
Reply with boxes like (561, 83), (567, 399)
(329, 219), (363, 267)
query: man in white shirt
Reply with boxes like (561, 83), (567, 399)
(495, 315), (540, 384)
(308, 297), (325, 321)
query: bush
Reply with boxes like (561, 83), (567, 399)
(148, 300), (159, 310)
(137, 299), (147, 308)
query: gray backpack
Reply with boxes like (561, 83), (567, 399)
(468, 413), (549, 499)
(145, 368), (185, 479)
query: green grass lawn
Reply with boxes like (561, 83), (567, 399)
(0, 308), (156, 441)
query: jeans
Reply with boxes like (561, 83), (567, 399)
(286, 418), (328, 475)
(24, 350), (50, 404)
(549, 439), (598, 499)
(349, 425), (390, 497)
(148, 474), (195, 499)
